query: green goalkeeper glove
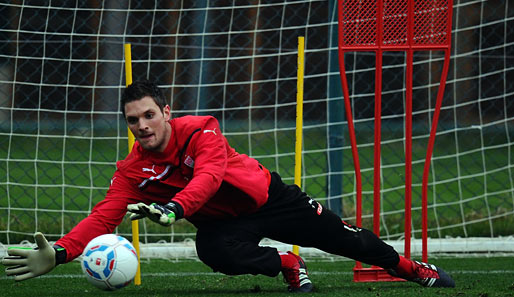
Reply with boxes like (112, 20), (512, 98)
(2, 232), (58, 281)
(127, 202), (179, 226)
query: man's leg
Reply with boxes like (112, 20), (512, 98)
(195, 220), (281, 277)
(194, 214), (313, 292)
(255, 172), (399, 268)
(255, 172), (454, 288)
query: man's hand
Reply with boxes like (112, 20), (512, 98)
(127, 202), (177, 226)
(1, 232), (56, 281)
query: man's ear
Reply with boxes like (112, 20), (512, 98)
(163, 105), (171, 121)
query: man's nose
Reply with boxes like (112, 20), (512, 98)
(138, 119), (149, 130)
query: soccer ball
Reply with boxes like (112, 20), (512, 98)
(81, 234), (138, 290)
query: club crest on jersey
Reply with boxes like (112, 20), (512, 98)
(308, 198), (323, 215)
(316, 202), (323, 215)
(184, 155), (195, 168)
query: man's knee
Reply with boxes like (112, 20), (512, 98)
(197, 229), (256, 275)
(195, 229), (280, 276)
(196, 231), (232, 272)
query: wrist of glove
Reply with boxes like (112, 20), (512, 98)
(1, 232), (66, 281)
(127, 201), (182, 226)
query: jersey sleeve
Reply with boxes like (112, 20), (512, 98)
(54, 170), (140, 262)
(171, 117), (228, 217)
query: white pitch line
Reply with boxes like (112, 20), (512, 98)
(1, 270), (513, 280)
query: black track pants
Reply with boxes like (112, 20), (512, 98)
(195, 172), (400, 277)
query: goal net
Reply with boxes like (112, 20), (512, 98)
(1, 1), (513, 258)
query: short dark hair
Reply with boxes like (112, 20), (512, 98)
(121, 80), (167, 117)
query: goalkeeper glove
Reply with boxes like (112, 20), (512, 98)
(127, 202), (181, 226)
(1, 232), (66, 281)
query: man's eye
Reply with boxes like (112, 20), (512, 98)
(145, 113), (154, 119)
(127, 117), (138, 124)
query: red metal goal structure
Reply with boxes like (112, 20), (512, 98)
(337, 0), (454, 282)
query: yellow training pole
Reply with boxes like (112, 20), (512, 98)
(124, 43), (141, 285)
(293, 36), (305, 256)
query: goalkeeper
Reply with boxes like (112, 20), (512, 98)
(2, 80), (454, 292)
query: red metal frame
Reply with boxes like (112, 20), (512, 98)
(337, 0), (453, 282)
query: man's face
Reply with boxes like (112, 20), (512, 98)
(124, 96), (171, 152)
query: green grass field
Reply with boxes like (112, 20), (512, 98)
(1, 257), (513, 296)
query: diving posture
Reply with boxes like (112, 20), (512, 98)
(2, 80), (455, 292)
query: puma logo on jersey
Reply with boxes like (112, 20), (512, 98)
(138, 164), (172, 189)
(203, 128), (217, 135)
(142, 165), (157, 175)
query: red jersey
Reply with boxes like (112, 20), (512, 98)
(55, 115), (271, 262)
